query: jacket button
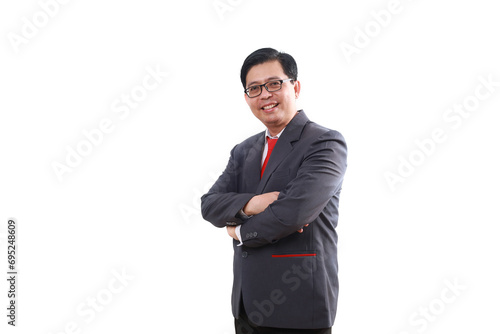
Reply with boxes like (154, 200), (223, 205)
(242, 252), (248, 258)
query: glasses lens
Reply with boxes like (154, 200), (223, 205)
(265, 80), (282, 92)
(246, 85), (261, 97)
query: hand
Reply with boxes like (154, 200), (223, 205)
(297, 224), (309, 233)
(226, 226), (239, 241)
(243, 191), (280, 216)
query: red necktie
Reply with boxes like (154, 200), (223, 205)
(261, 137), (278, 178)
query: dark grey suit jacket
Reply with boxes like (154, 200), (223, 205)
(201, 110), (347, 329)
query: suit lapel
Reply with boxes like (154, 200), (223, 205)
(242, 133), (265, 193)
(256, 111), (309, 193)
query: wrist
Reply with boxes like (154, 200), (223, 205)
(239, 208), (253, 220)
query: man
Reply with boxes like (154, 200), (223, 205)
(201, 48), (347, 333)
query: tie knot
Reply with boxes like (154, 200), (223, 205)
(267, 137), (278, 149)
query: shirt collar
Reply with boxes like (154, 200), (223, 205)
(265, 127), (286, 140)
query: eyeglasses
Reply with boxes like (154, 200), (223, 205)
(244, 78), (294, 98)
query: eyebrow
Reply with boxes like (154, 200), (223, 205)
(247, 76), (282, 88)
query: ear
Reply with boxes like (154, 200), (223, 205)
(294, 80), (301, 99)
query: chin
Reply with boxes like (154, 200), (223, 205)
(260, 113), (281, 123)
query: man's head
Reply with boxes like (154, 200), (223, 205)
(241, 48), (301, 136)
(240, 48), (298, 88)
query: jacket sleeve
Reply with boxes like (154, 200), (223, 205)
(239, 130), (347, 247)
(201, 145), (256, 228)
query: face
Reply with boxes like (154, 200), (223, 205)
(244, 60), (300, 135)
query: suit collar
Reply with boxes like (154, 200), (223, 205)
(277, 110), (309, 144)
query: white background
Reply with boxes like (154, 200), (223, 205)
(1, 0), (499, 333)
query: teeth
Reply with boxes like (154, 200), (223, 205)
(263, 103), (277, 110)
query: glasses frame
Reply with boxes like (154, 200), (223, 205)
(244, 78), (294, 98)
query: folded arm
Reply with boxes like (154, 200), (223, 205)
(239, 130), (347, 247)
(200, 146), (256, 227)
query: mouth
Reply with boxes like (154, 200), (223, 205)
(261, 103), (279, 112)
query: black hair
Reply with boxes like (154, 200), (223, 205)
(240, 48), (298, 88)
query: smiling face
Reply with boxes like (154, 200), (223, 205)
(244, 60), (301, 136)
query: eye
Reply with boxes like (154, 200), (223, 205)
(268, 81), (281, 87)
(248, 86), (259, 93)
